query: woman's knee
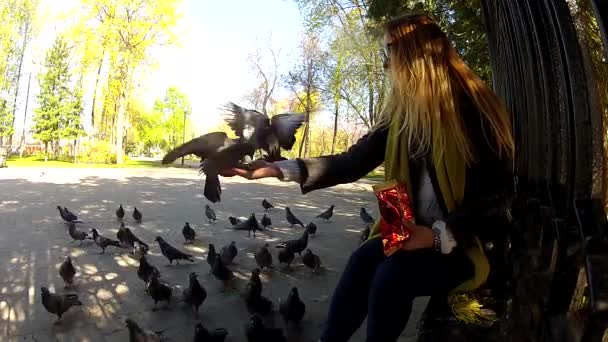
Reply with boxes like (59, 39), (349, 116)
(349, 238), (383, 264)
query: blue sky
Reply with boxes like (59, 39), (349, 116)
(15, 0), (304, 138)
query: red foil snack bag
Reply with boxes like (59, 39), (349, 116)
(372, 180), (413, 256)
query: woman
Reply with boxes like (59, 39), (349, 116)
(222, 14), (515, 342)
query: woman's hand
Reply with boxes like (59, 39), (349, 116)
(401, 219), (435, 251)
(219, 160), (283, 180)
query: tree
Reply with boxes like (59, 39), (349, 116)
(155, 86), (191, 151)
(286, 33), (327, 157)
(130, 101), (165, 155)
(245, 38), (281, 115)
(32, 35), (84, 158)
(80, 0), (180, 163)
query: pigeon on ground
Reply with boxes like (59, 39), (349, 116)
(220, 241), (238, 265)
(245, 315), (287, 342)
(116, 204), (125, 220)
(132, 241), (149, 259)
(40, 286), (82, 323)
(285, 207), (304, 227)
(124, 227), (149, 251)
(278, 247), (295, 270)
(59, 256), (76, 288)
(306, 221), (317, 235)
(147, 274), (172, 311)
(254, 243), (272, 271)
(67, 222), (90, 244)
(91, 228), (121, 254)
(193, 322), (228, 342)
(302, 249), (322, 273)
(276, 227), (310, 256)
(261, 214), (271, 229)
(58, 206), (82, 223)
(245, 268), (273, 316)
(155, 236), (194, 265)
(205, 205), (217, 223)
(229, 216), (242, 225)
(161, 132), (241, 203)
(125, 318), (165, 342)
(360, 225), (371, 244)
(360, 207), (374, 225)
(138, 255), (161, 285)
(279, 287), (306, 324)
(262, 199), (274, 211)
(231, 214), (261, 236)
(211, 256), (233, 290)
(183, 222), (196, 244)
(206, 244), (217, 270)
(133, 207), (143, 223)
(316, 205), (335, 221)
(182, 272), (207, 318)
(117, 222), (129, 247)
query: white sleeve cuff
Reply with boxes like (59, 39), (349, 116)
(273, 160), (302, 183)
(432, 220), (458, 254)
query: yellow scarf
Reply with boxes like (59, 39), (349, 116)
(368, 117), (489, 293)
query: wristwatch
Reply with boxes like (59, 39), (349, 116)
(432, 220), (457, 254)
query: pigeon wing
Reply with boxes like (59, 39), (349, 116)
(162, 132), (229, 164)
(270, 113), (306, 150)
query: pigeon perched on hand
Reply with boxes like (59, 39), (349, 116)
(182, 222), (196, 244)
(285, 207), (304, 228)
(254, 243), (272, 271)
(205, 205), (217, 223)
(302, 249), (322, 273)
(262, 199), (274, 211)
(360, 207), (374, 225)
(245, 315), (287, 342)
(279, 287), (305, 325)
(316, 205), (335, 221)
(155, 236), (194, 265)
(59, 256), (76, 288)
(305, 222), (317, 235)
(182, 272), (207, 318)
(229, 216), (242, 225)
(193, 322), (228, 342)
(276, 227), (310, 256)
(40, 286), (82, 324)
(125, 318), (166, 342)
(261, 214), (271, 229)
(91, 228), (121, 254)
(245, 268), (273, 316)
(147, 274), (173, 311)
(138, 255), (161, 285)
(220, 241), (238, 265)
(116, 204), (125, 220)
(133, 207), (143, 223)
(67, 222), (90, 245)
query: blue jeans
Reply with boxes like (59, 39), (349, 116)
(320, 238), (474, 342)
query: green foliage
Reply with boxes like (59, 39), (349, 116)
(32, 35), (85, 153)
(155, 86), (192, 149)
(0, 98), (14, 140)
(78, 140), (117, 164)
(129, 101), (166, 155)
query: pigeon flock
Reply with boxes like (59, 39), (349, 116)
(41, 103), (377, 341)
(49, 200), (375, 341)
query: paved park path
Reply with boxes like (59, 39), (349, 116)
(0, 167), (426, 341)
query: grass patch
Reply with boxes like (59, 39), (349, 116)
(4, 155), (188, 169)
(364, 167), (385, 180)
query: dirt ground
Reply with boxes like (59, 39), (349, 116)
(0, 167), (427, 341)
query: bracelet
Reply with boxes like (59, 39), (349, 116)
(432, 220), (458, 254)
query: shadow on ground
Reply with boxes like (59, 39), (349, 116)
(0, 169), (432, 342)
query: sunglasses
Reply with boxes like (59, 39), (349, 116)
(382, 43), (392, 68)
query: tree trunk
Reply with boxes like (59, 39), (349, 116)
(90, 51), (105, 131)
(44, 142), (48, 162)
(73, 139), (77, 163)
(19, 73), (32, 157)
(298, 116), (308, 158)
(331, 103), (339, 154)
(8, 20), (29, 147)
(115, 95), (125, 164)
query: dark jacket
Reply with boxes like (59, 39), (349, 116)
(295, 106), (515, 245)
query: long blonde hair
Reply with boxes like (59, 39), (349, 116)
(378, 14), (514, 164)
